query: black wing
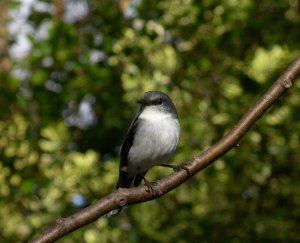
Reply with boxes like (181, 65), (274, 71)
(116, 114), (140, 188)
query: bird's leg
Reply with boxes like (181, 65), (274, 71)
(137, 168), (157, 193)
(160, 163), (191, 176)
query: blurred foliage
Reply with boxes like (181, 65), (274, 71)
(1, 0), (300, 242)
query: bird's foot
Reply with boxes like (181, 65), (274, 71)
(173, 162), (191, 176)
(143, 177), (158, 194)
(160, 162), (191, 176)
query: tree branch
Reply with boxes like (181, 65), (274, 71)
(32, 56), (300, 243)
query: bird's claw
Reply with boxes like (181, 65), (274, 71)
(160, 162), (191, 176)
(173, 162), (191, 176)
(144, 180), (158, 194)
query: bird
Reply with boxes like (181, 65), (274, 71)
(116, 91), (180, 191)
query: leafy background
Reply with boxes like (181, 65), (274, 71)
(0, 0), (300, 242)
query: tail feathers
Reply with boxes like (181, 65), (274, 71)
(111, 171), (148, 217)
(116, 176), (134, 189)
(117, 171), (148, 188)
(111, 176), (133, 217)
(105, 207), (122, 217)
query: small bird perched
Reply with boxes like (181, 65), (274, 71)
(116, 91), (180, 190)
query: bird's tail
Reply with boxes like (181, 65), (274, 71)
(109, 173), (146, 217)
(105, 180), (124, 217)
(116, 175), (134, 189)
(105, 178), (133, 217)
(105, 207), (122, 217)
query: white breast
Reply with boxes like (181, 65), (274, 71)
(139, 109), (173, 120)
(127, 109), (180, 177)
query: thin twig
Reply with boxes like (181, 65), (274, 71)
(32, 56), (300, 243)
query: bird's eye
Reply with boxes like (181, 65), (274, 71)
(156, 99), (163, 105)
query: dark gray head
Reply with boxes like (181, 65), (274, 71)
(138, 91), (178, 117)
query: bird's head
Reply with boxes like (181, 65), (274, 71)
(138, 91), (178, 118)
